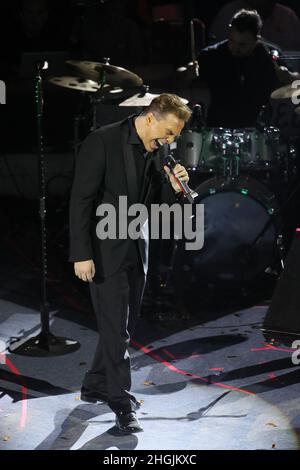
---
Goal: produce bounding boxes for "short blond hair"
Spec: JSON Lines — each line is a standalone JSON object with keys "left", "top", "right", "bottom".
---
{"left": 142, "top": 93, "right": 191, "bottom": 122}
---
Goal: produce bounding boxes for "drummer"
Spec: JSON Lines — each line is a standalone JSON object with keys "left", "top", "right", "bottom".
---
{"left": 193, "top": 9, "right": 300, "bottom": 128}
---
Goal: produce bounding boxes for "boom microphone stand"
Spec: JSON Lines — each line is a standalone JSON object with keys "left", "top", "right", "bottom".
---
{"left": 9, "top": 61, "right": 80, "bottom": 356}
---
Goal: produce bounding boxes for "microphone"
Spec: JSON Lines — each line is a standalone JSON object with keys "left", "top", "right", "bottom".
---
{"left": 165, "top": 153, "right": 198, "bottom": 204}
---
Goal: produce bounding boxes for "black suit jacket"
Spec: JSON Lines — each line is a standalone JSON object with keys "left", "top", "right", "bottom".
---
{"left": 69, "top": 116, "right": 177, "bottom": 278}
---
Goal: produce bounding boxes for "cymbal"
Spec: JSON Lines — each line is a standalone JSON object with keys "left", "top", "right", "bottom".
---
{"left": 66, "top": 60, "right": 143, "bottom": 88}
{"left": 119, "top": 92, "right": 159, "bottom": 106}
{"left": 271, "top": 83, "right": 300, "bottom": 100}
{"left": 48, "top": 76, "right": 101, "bottom": 92}
{"left": 294, "top": 106, "right": 300, "bottom": 114}
{"left": 119, "top": 92, "right": 189, "bottom": 107}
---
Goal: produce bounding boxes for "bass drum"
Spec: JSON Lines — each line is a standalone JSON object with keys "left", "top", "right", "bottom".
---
{"left": 177, "top": 176, "right": 281, "bottom": 287}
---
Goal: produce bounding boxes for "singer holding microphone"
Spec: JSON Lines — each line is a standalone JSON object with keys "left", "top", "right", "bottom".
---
{"left": 69, "top": 94, "right": 191, "bottom": 434}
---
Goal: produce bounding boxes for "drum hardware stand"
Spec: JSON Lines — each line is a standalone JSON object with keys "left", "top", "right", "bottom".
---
{"left": 73, "top": 90, "right": 89, "bottom": 159}
{"left": 222, "top": 146, "right": 241, "bottom": 179}
{"left": 235, "top": 155, "right": 240, "bottom": 176}
{"left": 190, "top": 18, "right": 205, "bottom": 70}
{"left": 282, "top": 136, "right": 298, "bottom": 184}
{"left": 88, "top": 57, "right": 111, "bottom": 133}
{"left": 245, "top": 202, "right": 285, "bottom": 273}
{"left": 258, "top": 174, "right": 300, "bottom": 273}
{"left": 229, "top": 152, "right": 241, "bottom": 178}
{"left": 89, "top": 88, "right": 106, "bottom": 133}
{"left": 221, "top": 142, "right": 230, "bottom": 177}
{"left": 228, "top": 155, "right": 234, "bottom": 177}
{"left": 220, "top": 130, "right": 243, "bottom": 179}
{"left": 276, "top": 234, "right": 285, "bottom": 270}
{"left": 9, "top": 61, "right": 80, "bottom": 357}
{"left": 233, "top": 132, "right": 245, "bottom": 177}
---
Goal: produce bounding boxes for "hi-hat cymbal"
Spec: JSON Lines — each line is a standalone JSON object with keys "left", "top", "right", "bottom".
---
{"left": 119, "top": 92, "right": 189, "bottom": 107}
{"left": 271, "top": 83, "right": 300, "bottom": 100}
{"left": 48, "top": 76, "right": 101, "bottom": 92}
{"left": 119, "top": 92, "right": 159, "bottom": 106}
{"left": 66, "top": 60, "right": 143, "bottom": 88}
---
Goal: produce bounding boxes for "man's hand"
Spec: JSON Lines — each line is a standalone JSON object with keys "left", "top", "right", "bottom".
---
{"left": 74, "top": 260, "right": 95, "bottom": 282}
{"left": 164, "top": 164, "right": 189, "bottom": 193}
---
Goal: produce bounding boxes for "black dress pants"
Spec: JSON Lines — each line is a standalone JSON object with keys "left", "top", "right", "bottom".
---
{"left": 82, "top": 255, "right": 146, "bottom": 414}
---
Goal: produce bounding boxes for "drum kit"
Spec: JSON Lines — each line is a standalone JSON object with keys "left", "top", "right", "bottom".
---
{"left": 172, "top": 84, "right": 300, "bottom": 293}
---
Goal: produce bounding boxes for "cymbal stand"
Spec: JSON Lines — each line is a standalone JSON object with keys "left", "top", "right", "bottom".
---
{"left": 221, "top": 141, "right": 229, "bottom": 177}
{"left": 233, "top": 133, "right": 242, "bottom": 177}
{"left": 222, "top": 132, "right": 242, "bottom": 179}
{"left": 89, "top": 57, "right": 110, "bottom": 132}
{"left": 74, "top": 91, "right": 88, "bottom": 159}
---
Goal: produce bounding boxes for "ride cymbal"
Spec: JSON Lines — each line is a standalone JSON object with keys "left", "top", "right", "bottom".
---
{"left": 48, "top": 76, "right": 101, "bottom": 92}
{"left": 66, "top": 60, "right": 143, "bottom": 88}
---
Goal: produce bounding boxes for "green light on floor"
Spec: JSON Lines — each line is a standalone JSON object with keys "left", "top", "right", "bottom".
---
{"left": 240, "top": 189, "right": 249, "bottom": 195}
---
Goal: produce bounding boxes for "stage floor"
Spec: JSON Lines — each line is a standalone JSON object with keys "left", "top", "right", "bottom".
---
{"left": 0, "top": 198, "right": 300, "bottom": 451}
{"left": 0, "top": 299, "right": 299, "bottom": 450}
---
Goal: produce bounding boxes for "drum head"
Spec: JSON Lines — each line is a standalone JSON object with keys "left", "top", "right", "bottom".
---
{"left": 179, "top": 176, "right": 280, "bottom": 286}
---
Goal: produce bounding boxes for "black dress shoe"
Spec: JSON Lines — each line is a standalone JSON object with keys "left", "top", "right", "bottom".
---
{"left": 115, "top": 412, "right": 143, "bottom": 434}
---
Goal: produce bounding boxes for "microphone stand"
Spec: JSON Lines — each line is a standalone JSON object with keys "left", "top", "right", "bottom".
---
{"left": 9, "top": 61, "right": 80, "bottom": 356}
{"left": 153, "top": 145, "right": 198, "bottom": 323}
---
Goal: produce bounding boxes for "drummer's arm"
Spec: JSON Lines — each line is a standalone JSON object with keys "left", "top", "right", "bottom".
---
{"left": 273, "top": 62, "right": 300, "bottom": 85}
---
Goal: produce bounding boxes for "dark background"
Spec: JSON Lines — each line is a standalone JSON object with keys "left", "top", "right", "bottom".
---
{"left": 1, "top": 0, "right": 300, "bottom": 312}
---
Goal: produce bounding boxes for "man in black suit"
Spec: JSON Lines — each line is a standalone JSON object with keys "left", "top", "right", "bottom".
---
{"left": 69, "top": 93, "right": 191, "bottom": 433}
